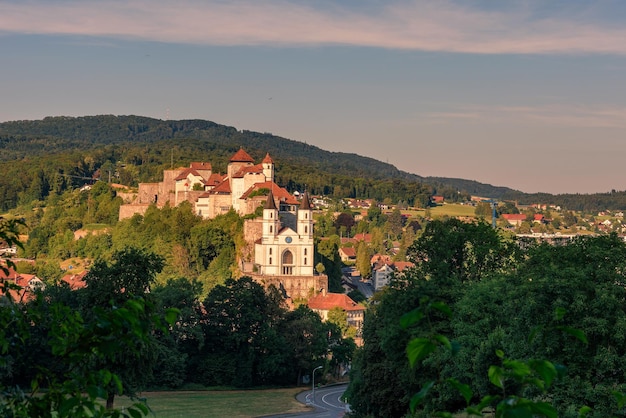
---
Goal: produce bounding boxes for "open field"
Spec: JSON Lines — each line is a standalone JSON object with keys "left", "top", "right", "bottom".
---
{"left": 114, "top": 388, "right": 309, "bottom": 418}
{"left": 403, "top": 204, "right": 477, "bottom": 219}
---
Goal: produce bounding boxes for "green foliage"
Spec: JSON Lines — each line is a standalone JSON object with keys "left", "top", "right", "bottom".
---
{"left": 347, "top": 222, "right": 626, "bottom": 417}
{"left": 0, "top": 291, "right": 176, "bottom": 417}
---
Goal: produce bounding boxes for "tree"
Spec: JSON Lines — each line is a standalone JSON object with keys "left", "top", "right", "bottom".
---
{"left": 474, "top": 202, "right": 492, "bottom": 219}
{"left": 199, "top": 277, "right": 288, "bottom": 387}
{"left": 334, "top": 212, "right": 356, "bottom": 237}
{"left": 79, "top": 247, "right": 165, "bottom": 409}
{"left": 355, "top": 241, "right": 372, "bottom": 279}
{"left": 386, "top": 207, "right": 404, "bottom": 239}
{"left": 407, "top": 218, "right": 518, "bottom": 291}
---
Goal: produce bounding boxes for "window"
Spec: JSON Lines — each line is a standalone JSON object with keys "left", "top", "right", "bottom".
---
{"left": 269, "top": 225, "right": 273, "bottom": 233}
{"left": 269, "top": 257, "right": 272, "bottom": 265}
{"left": 304, "top": 226, "right": 308, "bottom": 234}
{"left": 282, "top": 250, "right": 293, "bottom": 264}
{"left": 304, "top": 248, "right": 307, "bottom": 255}
{"left": 269, "top": 248, "right": 272, "bottom": 255}
{"left": 304, "top": 257, "right": 307, "bottom": 265}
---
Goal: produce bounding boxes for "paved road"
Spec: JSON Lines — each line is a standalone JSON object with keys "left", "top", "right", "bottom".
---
{"left": 265, "top": 383, "right": 349, "bottom": 418}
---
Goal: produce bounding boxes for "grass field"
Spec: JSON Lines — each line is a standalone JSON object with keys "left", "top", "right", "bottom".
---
{"left": 114, "top": 388, "right": 309, "bottom": 418}
{"left": 403, "top": 204, "right": 477, "bottom": 219}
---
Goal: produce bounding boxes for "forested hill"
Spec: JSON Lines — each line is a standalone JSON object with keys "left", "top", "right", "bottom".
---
{"left": 2, "top": 115, "right": 626, "bottom": 212}
{"left": 0, "top": 115, "right": 413, "bottom": 181}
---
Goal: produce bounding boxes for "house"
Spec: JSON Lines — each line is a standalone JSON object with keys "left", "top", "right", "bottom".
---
{"left": 432, "top": 195, "right": 445, "bottom": 204}
{"left": 501, "top": 214, "right": 527, "bottom": 226}
{"left": 307, "top": 290, "right": 365, "bottom": 344}
{"left": 338, "top": 247, "right": 357, "bottom": 263}
{"left": 0, "top": 267, "right": 44, "bottom": 303}
{"left": 60, "top": 270, "right": 88, "bottom": 290}
{"left": 371, "top": 255, "right": 414, "bottom": 290}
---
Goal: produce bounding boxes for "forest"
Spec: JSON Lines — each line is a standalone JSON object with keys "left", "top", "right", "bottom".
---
{"left": 2, "top": 115, "right": 626, "bottom": 212}
{"left": 346, "top": 219, "right": 626, "bottom": 417}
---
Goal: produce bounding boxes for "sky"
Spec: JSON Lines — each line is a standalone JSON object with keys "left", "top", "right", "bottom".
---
{"left": 1, "top": 1, "right": 626, "bottom": 195}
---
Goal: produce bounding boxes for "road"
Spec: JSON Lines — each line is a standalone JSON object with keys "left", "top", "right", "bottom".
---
{"left": 342, "top": 267, "right": 374, "bottom": 299}
{"left": 266, "top": 383, "right": 349, "bottom": 418}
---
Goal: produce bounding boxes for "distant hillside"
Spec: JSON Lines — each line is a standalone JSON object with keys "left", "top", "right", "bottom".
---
{"left": 1, "top": 115, "right": 626, "bottom": 212}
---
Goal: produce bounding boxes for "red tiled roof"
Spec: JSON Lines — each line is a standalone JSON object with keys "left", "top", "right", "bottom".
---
{"left": 353, "top": 233, "right": 372, "bottom": 243}
{"left": 190, "top": 162, "right": 212, "bottom": 170}
{"left": 230, "top": 148, "right": 255, "bottom": 163}
{"left": 394, "top": 261, "right": 415, "bottom": 272}
{"left": 240, "top": 181, "right": 298, "bottom": 205}
{"left": 210, "top": 180, "right": 232, "bottom": 194}
{"left": 308, "top": 292, "right": 363, "bottom": 312}
{"left": 205, "top": 173, "right": 225, "bottom": 187}
{"left": 502, "top": 214, "right": 526, "bottom": 221}
{"left": 339, "top": 247, "right": 356, "bottom": 257}
{"left": 174, "top": 168, "right": 202, "bottom": 181}
{"left": 233, "top": 164, "right": 263, "bottom": 178}
{"left": 60, "top": 270, "right": 88, "bottom": 290}
{"left": 262, "top": 153, "right": 274, "bottom": 164}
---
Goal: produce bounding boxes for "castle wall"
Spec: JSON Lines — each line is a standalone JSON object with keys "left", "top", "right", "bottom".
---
{"left": 119, "top": 204, "right": 151, "bottom": 220}
{"left": 136, "top": 183, "right": 160, "bottom": 204}
{"left": 249, "top": 273, "right": 328, "bottom": 300}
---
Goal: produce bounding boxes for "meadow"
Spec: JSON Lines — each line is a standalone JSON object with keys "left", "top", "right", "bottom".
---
{"left": 115, "top": 388, "right": 309, "bottom": 418}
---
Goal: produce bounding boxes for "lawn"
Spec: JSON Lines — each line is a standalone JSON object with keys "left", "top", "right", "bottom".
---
{"left": 404, "top": 204, "right": 477, "bottom": 219}
{"left": 114, "top": 388, "right": 310, "bottom": 418}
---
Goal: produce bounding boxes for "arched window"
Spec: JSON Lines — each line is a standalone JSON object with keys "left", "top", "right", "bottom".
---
{"left": 304, "top": 226, "right": 308, "bottom": 234}
{"left": 269, "top": 257, "right": 272, "bottom": 264}
{"left": 269, "top": 225, "right": 273, "bottom": 233}
{"left": 269, "top": 248, "right": 272, "bottom": 255}
{"left": 304, "top": 257, "right": 307, "bottom": 265}
{"left": 305, "top": 213, "right": 308, "bottom": 219}
{"left": 282, "top": 250, "right": 293, "bottom": 264}
{"left": 282, "top": 250, "right": 294, "bottom": 275}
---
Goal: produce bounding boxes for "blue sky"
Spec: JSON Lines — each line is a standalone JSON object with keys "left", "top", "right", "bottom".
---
{"left": 2, "top": 1, "right": 626, "bottom": 194}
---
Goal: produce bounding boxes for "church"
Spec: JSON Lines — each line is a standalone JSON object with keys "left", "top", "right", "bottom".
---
{"left": 243, "top": 189, "right": 327, "bottom": 299}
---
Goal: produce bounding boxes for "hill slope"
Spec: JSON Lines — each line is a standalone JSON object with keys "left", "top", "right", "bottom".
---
{"left": 2, "top": 115, "right": 626, "bottom": 212}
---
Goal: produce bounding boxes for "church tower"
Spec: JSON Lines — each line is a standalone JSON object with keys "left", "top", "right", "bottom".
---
{"left": 296, "top": 192, "right": 314, "bottom": 276}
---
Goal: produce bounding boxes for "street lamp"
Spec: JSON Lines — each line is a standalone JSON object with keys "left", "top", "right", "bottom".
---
{"left": 311, "top": 365, "right": 323, "bottom": 404}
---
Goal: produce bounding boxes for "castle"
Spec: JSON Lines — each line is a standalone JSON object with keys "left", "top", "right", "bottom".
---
{"left": 118, "top": 149, "right": 327, "bottom": 299}
{"left": 119, "top": 148, "right": 294, "bottom": 220}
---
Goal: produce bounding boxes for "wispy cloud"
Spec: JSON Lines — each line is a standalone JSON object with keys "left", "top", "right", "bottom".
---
{"left": 1, "top": 0, "right": 626, "bottom": 54}
{"left": 422, "top": 103, "right": 626, "bottom": 128}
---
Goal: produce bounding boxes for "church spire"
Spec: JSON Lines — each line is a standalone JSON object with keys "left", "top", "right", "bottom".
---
{"left": 299, "top": 191, "right": 312, "bottom": 210}
{"left": 265, "top": 188, "right": 277, "bottom": 210}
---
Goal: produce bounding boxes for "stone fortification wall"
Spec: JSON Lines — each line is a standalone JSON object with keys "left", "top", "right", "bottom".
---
{"left": 249, "top": 273, "right": 328, "bottom": 300}
{"left": 119, "top": 204, "right": 151, "bottom": 220}
{"left": 137, "top": 183, "right": 160, "bottom": 204}
{"left": 242, "top": 219, "right": 263, "bottom": 263}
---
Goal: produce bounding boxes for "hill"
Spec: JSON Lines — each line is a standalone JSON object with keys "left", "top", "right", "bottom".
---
{"left": 1, "top": 115, "right": 626, "bottom": 212}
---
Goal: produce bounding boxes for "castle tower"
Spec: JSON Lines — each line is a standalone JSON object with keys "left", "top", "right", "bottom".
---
{"left": 262, "top": 153, "right": 274, "bottom": 183}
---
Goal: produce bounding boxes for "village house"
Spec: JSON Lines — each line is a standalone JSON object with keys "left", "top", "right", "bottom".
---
{"left": 0, "top": 267, "right": 44, "bottom": 303}
{"left": 307, "top": 290, "right": 365, "bottom": 344}
{"left": 370, "top": 254, "right": 415, "bottom": 291}
{"left": 338, "top": 247, "right": 357, "bottom": 263}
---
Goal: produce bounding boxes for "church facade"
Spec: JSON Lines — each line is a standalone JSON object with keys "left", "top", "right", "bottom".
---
{"left": 246, "top": 190, "right": 327, "bottom": 299}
